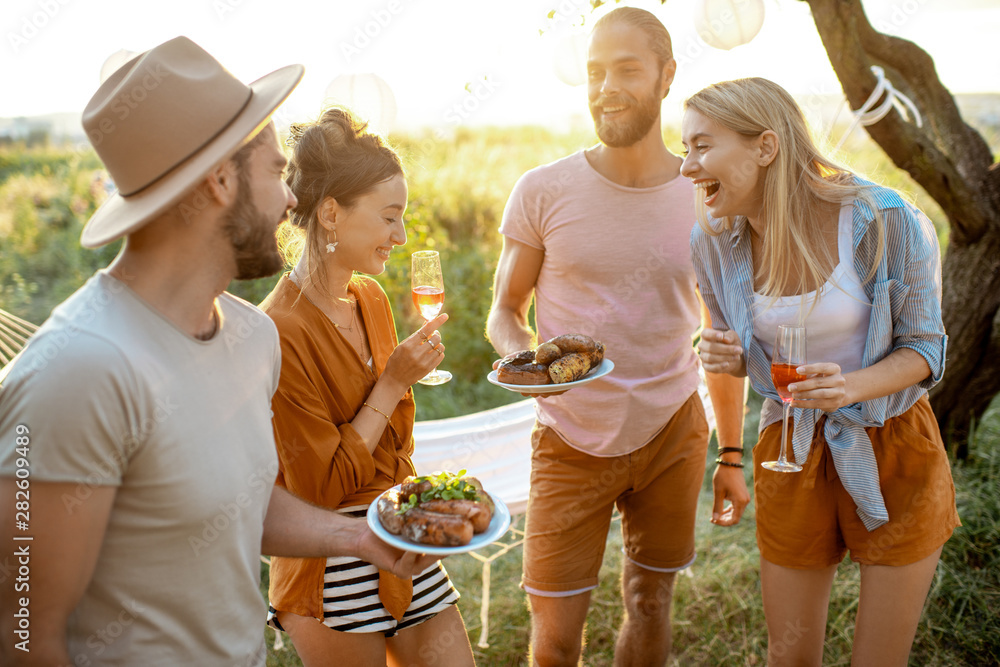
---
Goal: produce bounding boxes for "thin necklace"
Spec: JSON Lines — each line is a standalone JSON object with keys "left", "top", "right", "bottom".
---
{"left": 332, "top": 299, "right": 357, "bottom": 332}
{"left": 290, "top": 268, "right": 356, "bottom": 331}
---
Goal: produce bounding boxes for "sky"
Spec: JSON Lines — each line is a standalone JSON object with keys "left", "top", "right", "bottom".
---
{"left": 1, "top": 0, "right": 998, "bottom": 134}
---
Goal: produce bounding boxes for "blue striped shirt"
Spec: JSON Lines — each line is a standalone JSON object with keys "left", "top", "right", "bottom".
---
{"left": 690, "top": 178, "right": 947, "bottom": 531}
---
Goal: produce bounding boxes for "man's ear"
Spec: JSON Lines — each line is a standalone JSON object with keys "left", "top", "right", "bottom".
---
{"left": 203, "top": 160, "right": 240, "bottom": 207}
{"left": 758, "top": 130, "right": 779, "bottom": 167}
{"left": 660, "top": 57, "right": 677, "bottom": 100}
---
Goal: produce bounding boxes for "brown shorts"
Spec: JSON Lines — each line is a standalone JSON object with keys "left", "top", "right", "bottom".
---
{"left": 522, "top": 392, "right": 709, "bottom": 595}
{"left": 754, "top": 395, "right": 960, "bottom": 569}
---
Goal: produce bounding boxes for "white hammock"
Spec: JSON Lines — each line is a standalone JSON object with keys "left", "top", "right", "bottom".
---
{"left": 412, "top": 398, "right": 536, "bottom": 515}
{"left": 0, "top": 308, "right": 37, "bottom": 367}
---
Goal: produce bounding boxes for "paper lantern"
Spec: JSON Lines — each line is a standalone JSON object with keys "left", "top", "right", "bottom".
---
{"left": 324, "top": 73, "right": 398, "bottom": 135}
{"left": 552, "top": 31, "right": 589, "bottom": 87}
{"left": 99, "top": 49, "right": 138, "bottom": 83}
{"left": 694, "top": 0, "right": 765, "bottom": 51}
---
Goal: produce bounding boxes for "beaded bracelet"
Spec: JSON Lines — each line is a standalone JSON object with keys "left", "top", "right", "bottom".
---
{"left": 715, "top": 457, "right": 745, "bottom": 468}
{"left": 363, "top": 402, "right": 391, "bottom": 422}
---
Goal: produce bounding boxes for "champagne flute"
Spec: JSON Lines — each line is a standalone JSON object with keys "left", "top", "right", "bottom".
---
{"left": 762, "top": 325, "right": 807, "bottom": 473}
{"left": 410, "top": 250, "right": 452, "bottom": 386}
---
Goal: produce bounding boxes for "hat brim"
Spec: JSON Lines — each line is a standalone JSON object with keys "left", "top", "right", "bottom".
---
{"left": 80, "top": 64, "right": 304, "bottom": 249}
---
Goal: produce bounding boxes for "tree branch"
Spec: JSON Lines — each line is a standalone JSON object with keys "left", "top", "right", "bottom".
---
{"left": 803, "top": 0, "right": 996, "bottom": 244}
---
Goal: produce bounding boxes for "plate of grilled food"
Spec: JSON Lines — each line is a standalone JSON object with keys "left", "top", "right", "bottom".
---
{"left": 368, "top": 471, "right": 511, "bottom": 555}
{"left": 487, "top": 334, "right": 613, "bottom": 395}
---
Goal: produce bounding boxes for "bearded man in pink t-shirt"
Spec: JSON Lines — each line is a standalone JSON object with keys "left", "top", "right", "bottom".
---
{"left": 487, "top": 8, "right": 749, "bottom": 665}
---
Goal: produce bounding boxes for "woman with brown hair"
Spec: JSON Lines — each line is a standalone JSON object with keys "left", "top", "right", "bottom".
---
{"left": 260, "top": 107, "right": 473, "bottom": 666}
{"left": 682, "top": 77, "right": 959, "bottom": 666}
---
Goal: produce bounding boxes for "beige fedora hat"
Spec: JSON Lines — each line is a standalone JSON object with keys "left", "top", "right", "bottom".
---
{"left": 80, "top": 36, "right": 304, "bottom": 248}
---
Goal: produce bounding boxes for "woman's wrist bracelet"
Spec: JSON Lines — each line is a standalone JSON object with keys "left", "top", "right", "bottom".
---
{"left": 363, "top": 402, "right": 391, "bottom": 422}
{"left": 715, "top": 457, "right": 745, "bottom": 468}
{"left": 718, "top": 447, "right": 744, "bottom": 456}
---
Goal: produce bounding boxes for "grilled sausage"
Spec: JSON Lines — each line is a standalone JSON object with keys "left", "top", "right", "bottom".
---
{"left": 463, "top": 479, "right": 495, "bottom": 514}
{"left": 547, "top": 334, "right": 598, "bottom": 357}
{"left": 534, "top": 342, "right": 562, "bottom": 365}
{"left": 420, "top": 499, "right": 493, "bottom": 534}
{"left": 590, "top": 341, "right": 605, "bottom": 368}
{"left": 401, "top": 508, "right": 474, "bottom": 546}
{"left": 548, "top": 352, "right": 592, "bottom": 384}
{"left": 497, "top": 349, "right": 551, "bottom": 385}
{"left": 376, "top": 489, "right": 405, "bottom": 535}
{"left": 397, "top": 479, "right": 433, "bottom": 502}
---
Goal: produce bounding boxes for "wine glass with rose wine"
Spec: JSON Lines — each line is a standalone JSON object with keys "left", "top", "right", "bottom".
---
{"left": 410, "top": 250, "right": 452, "bottom": 385}
{"left": 762, "top": 324, "right": 807, "bottom": 472}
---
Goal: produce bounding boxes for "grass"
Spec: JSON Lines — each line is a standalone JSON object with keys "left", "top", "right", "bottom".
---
{"left": 262, "top": 391, "right": 1000, "bottom": 666}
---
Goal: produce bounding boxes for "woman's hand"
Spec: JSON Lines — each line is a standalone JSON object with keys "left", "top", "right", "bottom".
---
{"left": 698, "top": 328, "right": 746, "bottom": 377}
{"left": 790, "top": 363, "right": 849, "bottom": 412}
{"left": 383, "top": 313, "right": 449, "bottom": 389}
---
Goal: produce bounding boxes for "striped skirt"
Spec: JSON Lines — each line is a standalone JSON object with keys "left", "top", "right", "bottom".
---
{"left": 267, "top": 506, "right": 460, "bottom": 637}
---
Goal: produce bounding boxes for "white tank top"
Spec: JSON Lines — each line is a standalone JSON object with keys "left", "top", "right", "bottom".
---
{"left": 753, "top": 201, "right": 871, "bottom": 373}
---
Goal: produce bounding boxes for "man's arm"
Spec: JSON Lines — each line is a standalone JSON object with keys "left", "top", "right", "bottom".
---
{"left": 698, "top": 297, "right": 751, "bottom": 527}
{"left": 0, "top": 478, "right": 115, "bottom": 666}
{"left": 261, "top": 485, "right": 438, "bottom": 578}
{"left": 485, "top": 236, "right": 544, "bottom": 359}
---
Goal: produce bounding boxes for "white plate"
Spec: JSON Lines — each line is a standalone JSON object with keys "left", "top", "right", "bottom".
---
{"left": 487, "top": 358, "right": 615, "bottom": 395}
{"left": 367, "top": 488, "right": 512, "bottom": 555}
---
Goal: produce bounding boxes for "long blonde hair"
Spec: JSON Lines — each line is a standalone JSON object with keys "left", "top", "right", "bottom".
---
{"left": 685, "top": 77, "right": 884, "bottom": 303}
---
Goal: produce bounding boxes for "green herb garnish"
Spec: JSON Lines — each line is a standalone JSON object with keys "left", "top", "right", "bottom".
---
{"left": 395, "top": 470, "right": 478, "bottom": 515}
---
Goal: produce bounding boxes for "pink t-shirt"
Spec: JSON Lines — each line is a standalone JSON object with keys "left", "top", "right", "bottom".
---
{"left": 500, "top": 151, "right": 702, "bottom": 456}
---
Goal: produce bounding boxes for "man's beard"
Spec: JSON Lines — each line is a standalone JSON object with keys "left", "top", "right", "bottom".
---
{"left": 223, "top": 175, "right": 284, "bottom": 281}
{"left": 592, "top": 86, "right": 663, "bottom": 148}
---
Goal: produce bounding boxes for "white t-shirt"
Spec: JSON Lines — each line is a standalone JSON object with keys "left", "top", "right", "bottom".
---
{"left": 500, "top": 151, "right": 702, "bottom": 456}
{"left": 0, "top": 271, "right": 281, "bottom": 666}
{"left": 753, "top": 201, "right": 872, "bottom": 373}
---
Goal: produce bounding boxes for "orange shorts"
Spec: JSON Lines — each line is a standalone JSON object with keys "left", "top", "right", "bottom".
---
{"left": 754, "top": 395, "right": 960, "bottom": 569}
{"left": 522, "top": 392, "right": 709, "bottom": 595}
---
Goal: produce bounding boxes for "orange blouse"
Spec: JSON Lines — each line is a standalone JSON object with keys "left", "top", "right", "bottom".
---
{"left": 260, "top": 274, "right": 417, "bottom": 621}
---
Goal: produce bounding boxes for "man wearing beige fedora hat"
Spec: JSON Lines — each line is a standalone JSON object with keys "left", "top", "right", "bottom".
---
{"left": 0, "top": 37, "right": 437, "bottom": 666}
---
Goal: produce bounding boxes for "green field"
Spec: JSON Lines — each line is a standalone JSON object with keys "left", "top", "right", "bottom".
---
{"left": 1, "top": 121, "right": 998, "bottom": 665}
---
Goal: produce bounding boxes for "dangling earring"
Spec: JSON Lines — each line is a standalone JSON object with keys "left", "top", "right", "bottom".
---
{"left": 326, "top": 228, "right": 338, "bottom": 254}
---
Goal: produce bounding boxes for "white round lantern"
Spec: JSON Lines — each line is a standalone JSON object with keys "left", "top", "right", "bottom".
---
{"left": 694, "top": 0, "right": 765, "bottom": 51}
{"left": 324, "top": 73, "right": 398, "bottom": 135}
{"left": 99, "top": 49, "right": 139, "bottom": 83}
{"left": 551, "top": 31, "right": 590, "bottom": 87}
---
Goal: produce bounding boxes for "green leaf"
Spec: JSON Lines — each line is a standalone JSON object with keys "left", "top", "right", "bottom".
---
{"left": 396, "top": 492, "right": 419, "bottom": 514}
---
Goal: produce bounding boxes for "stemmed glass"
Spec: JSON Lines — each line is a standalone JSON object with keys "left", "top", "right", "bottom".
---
{"left": 410, "top": 250, "right": 452, "bottom": 386}
{"left": 762, "top": 325, "right": 807, "bottom": 472}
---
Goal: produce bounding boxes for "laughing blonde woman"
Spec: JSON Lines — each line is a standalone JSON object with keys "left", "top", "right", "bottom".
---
{"left": 681, "top": 77, "right": 959, "bottom": 666}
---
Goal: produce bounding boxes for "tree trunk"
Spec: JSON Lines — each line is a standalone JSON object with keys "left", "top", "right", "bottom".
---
{"left": 803, "top": 0, "right": 1000, "bottom": 457}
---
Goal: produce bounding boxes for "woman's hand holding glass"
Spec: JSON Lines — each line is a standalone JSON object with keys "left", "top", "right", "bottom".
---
{"left": 382, "top": 313, "right": 450, "bottom": 390}
{"left": 698, "top": 328, "right": 746, "bottom": 377}
{"left": 788, "top": 363, "right": 848, "bottom": 412}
